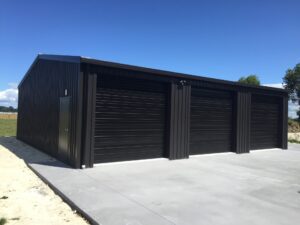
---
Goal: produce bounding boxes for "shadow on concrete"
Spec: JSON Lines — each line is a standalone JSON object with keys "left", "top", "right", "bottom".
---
{"left": 0, "top": 137, "right": 70, "bottom": 169}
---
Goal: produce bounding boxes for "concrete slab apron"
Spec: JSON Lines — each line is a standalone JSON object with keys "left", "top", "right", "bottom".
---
{"left": 0, "top": 138, "right": 171, "bottom": 225}
{"left": 3, "top": 138, "right": 300, "bottom": 225}
{"left": 29, "top": 162, "right": 174, "bottom": 225}
{"left": 83, "top": 149, "right": 300, "bottom": 225}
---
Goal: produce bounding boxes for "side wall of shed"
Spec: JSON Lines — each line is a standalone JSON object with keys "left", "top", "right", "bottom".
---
{"left": 17, "top": 59, "right": 82, "bottom": 168}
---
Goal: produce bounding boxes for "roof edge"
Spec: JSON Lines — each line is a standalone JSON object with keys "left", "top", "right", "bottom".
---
{"left": 80, "top": 57, "right": 287, "bottom": 94}
{"left": 18, "top": 54, "right": 81, "bottom": 88}
{"left": 39, "top": 54, "right": 81, "bottom": 63}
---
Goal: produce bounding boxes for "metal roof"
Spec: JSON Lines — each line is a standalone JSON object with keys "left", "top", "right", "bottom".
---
{"left": 19, "top": 54, "right": 287, "bottom": 94}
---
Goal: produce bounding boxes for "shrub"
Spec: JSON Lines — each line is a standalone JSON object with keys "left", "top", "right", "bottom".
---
{"left": 0, "top": 218, "right": 7, "bottom": 225}
{"left": 288, "top": 118, "right": 300, "bottom": 133}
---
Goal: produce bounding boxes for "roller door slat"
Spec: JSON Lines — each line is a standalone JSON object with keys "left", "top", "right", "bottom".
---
{"left": 250, "top": 95, "right": 280, "bottom": 150}
{"left": 190, "top": 88, "right": 233, "bottom": 155}
{"left": 94, "top": 86, "right": 166, "bottom": 163}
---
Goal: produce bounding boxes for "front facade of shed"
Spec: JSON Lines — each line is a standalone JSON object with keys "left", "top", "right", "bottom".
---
{"left": 17, "top": 55, "right": 288, "bottom": 168}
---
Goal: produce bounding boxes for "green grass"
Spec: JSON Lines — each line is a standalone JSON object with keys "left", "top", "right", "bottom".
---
{"left": 0, "top": 218, "right": 7, "bottom": 225}
{"left": 0, "top": 119, "right": 17, "bottom": 137}
{"left": 288, "top": 139, "right": 300, "bottom": 144}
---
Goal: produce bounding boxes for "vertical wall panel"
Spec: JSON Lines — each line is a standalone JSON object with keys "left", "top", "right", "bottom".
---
{"left": 169, "top": 83, "right": 191, "bottom": 159}
{"left": 82, "top": 73, "right": 97, "bottom": 167}
{"left": 17, "top": 59, "right": 81, "bottom": 167}
{"left": 281, "top": 96, "right": 288, "bottom": 149}
{"left": 235, "top": 92, "right": 251, "bottom": 153}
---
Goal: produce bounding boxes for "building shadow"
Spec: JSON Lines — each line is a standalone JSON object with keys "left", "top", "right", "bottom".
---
{"left": 0, "top": 137, "right": 70, "bottom": 169}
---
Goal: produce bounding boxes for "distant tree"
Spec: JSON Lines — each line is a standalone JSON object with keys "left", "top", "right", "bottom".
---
{"left": 238, "top": 75, "right": 260, "bottom": 86}
{"left": 283, "top": 63, "right": 300, "bottom": 103}
{"left": 283, "top": 63, "right": 300, "bottom": 120}
{"left": 0, "top": 106, "right": 17, "bottom": 112}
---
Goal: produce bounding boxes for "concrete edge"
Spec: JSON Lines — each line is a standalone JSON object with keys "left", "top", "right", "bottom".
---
{"left": 26, "top": 163, "right": 98, "bottom": 225}
{"left": 92, "top": 157, "right": 168, "bottom": 167}
{"left": 189, "top": 152, "right": 236, "bottom": 158}
{"left": 249, "top": 148, "right": 282, "bottom": 153}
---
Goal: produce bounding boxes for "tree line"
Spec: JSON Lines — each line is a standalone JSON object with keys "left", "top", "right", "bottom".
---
{"left": 0, "top": 106, "right": 17, "bottom": 112}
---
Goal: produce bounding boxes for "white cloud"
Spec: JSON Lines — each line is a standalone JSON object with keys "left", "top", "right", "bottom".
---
{"left": 0, "top": 85, "right": 18, "bottom": 108}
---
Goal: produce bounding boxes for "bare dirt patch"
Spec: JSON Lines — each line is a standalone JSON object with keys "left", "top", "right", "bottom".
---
{"left": 0, "top": 144, "right": 89, "bottom": 225}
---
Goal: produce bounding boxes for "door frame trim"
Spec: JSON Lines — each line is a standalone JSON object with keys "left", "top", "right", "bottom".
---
{"left": 82, "top": 73, "right": 97, "bottom": 168}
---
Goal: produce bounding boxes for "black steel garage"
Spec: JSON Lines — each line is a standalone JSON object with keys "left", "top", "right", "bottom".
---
{"left": 17, "top": 54, "right": 288, "bottom": 168}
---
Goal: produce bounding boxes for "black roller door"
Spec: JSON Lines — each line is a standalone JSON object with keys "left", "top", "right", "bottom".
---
{"left": 190, "top": 88, "right": 233, "bottom": 154}
{"left": 250, "top": 95, "right": 280, "bottom": 150}
{"left": 94, "top": 76, "right": 167, "bottom": 163}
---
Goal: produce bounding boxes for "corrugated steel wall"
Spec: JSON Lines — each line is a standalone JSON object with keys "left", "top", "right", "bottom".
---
{"left": 81, "top": 73, "right": 97, "bottom": 168}
{"left": 281, "top": 96, "right": 288, "bottom": 149}
{"left": 168, "top": 83, "right": 191, "bottom": 159}
{"left": 235, "top": 92, "right": 251, "bottom": 153}
{"left": 190, "top": 79, "right": 286, "bottom": 97}
{"left": 17, "top": 59, "right": 82, "bottom": 167}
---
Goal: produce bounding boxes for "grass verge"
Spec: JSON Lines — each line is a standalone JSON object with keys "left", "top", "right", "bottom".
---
{"left": 288, "top": 139, "right": 300, "bottom": 144}
{"left": 0, "top": 119, "right": 17, "bottom": 137}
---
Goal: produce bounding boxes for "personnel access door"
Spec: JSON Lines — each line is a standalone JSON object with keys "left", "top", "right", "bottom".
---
{"left": 58, "top": 96, "right": 71, "bottom": 163}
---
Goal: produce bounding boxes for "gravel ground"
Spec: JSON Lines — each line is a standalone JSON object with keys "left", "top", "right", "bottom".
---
{"left": 0, "top": 143, "right": 89, "bottom": 225}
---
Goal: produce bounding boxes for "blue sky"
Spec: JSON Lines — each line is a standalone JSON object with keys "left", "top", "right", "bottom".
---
{"left": 0, "top": 0, "right": 300, "bottom": 112}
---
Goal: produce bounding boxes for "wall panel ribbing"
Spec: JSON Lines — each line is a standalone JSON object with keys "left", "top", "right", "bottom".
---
{"left": 235, "top": 92, "right": 251, "bottom": 153}
{"left": 168, "top": 83, "right": 191, "bottom": 159}
{"left": 281, "top": 96, "right": 288, "bottom": 149}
